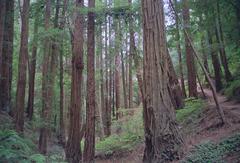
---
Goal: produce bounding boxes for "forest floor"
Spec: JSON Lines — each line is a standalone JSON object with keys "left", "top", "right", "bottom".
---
{"left": 95, "top": 88, "right": 240, "bottom": 163}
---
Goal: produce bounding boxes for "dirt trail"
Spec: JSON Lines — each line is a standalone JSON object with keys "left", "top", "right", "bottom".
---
{"left": 96, "top": 88, "right": 240, "bottom": 163}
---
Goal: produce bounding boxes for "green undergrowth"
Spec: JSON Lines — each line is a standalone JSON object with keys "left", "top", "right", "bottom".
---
{"left": 0, "top": 129, "right": 45, "bottom": 163}
{"left": 183, "top": 133, "right": 240, "bottom": 163}
{"left": 224, "top": 78, "right": 240, "bottom": 102}
{"left": 96, "top": 109, "right": 144, "bottom": 156}
{"left": 0, "top": 129, "right": 67, "bottom": 163}
{"left": 96, "top": 98, "right": 205, "bottom": 156}
{"left": 177, "top": 98, "right": 205, "bottom": 123}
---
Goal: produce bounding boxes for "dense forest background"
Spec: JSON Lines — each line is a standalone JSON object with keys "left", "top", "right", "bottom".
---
{"left": 0, "top": 0, "right": 240, "bottom": 162}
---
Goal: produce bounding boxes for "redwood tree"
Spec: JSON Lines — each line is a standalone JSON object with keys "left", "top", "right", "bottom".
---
{"left": 39, "top": 0, "right": 60, "bottom": 153}
{"left": 142, "top": 0, "right": 184, "bottom": 162}
{"left": 65, "top": 0, "right": 84, "bottom": 162}
{"left": 27, "top": 9, "right": 39, "bottom": 120}
{"left": 83, "top": 0, "right": 96, "bottom": 161}
{"left": 0, "top": 0, "right": 14, "bottom": 113}
{"left": 183, "top": 0, "right": 198, "bottom": 97}
{"left": 15, "top": 0, "right": 30, "bottom": 133}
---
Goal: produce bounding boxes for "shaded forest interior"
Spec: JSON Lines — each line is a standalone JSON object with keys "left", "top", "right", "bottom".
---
{"left": 0, "top": 0, "right": 240, "bottom": 162}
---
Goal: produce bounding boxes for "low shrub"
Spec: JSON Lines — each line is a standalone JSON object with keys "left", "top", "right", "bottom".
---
{"left": 177, "top": 98, "right": 205, "bottom": 123}
{"left": 182, "top": 133, "right": 240, "bottom": 163}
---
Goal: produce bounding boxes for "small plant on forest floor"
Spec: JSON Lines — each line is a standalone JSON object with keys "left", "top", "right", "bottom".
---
{"left": 182, "top": 133, "right": 240, "bottom": 163}
{"left": 176, "top": 98, "right": 205, "bottom": 123}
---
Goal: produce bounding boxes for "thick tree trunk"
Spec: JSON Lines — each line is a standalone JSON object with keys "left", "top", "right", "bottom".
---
{"left": 39, "top": 0, "right": 60, "bottom": 153}
{"left": 0, "top": 0, "right": 14, "bottom": 114}
{"left": 182, "top": 0, "right": 198, "bottom": 98}
{"left": 27, "top": 14, "right": 39, "bottom": 120}
{"left": 142, "top": 0, "right": 184, "bottom": 162}
{"left": 167, "top": 50, "right": 184, "bottom": 109}
{"left": 208, "top": 31, "right": 223, "bottom": 92}
{"left": 0, "top": 0, "right": 6, "bottom": 82}
{"left": 65, "top": 0, "right": 84, "bottom": 162}
{"left": 83, "top": 0, "right": 96, "bottom": 161}
{"left": 15, "top": 0, "right": 30, "bottom": 133}
{"left": 39, "top": 0, "right": 52, "bottom": 154}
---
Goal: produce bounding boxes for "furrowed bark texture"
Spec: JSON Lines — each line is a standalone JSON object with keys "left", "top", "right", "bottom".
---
{"left": 15, "top": 0, "right": 30, "bottom": 133}
{"left": 83, "top": 0, "right": 96, "bottom": 161}
{"left": 65, "top": 0, "right": 84, "bottom": 162}
{"left": 182, "top": 0, "right": 197, "bottom": 97}
{"left": 142, "top": 0, "right": 184, "bottom": 162}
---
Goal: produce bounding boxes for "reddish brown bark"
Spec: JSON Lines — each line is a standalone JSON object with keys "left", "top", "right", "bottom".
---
{"left": 83, "top": 0, "right": 96, "bottom": 161}
{"left": 142, "top": 0, "right": 184, "bottom": 162}
{"left": 39, "top": 0, "right": 60, "bottom": 153}
{"left": 27, "top": 14, "right": 39, "bottom": 120}
{"left": 65, "top": 0, "right": 84, "bottom": 162}
{"left": 183, "top": 0, "right": 198, "bottom": 98}
{"left": 0, "top": 0, "right": 14, "bottom": 114}
{"left": 15, "top": 0, "right": 30, "bottom": 133}
{"left": 167, "top": 50, "right": 184, "bottom": 109}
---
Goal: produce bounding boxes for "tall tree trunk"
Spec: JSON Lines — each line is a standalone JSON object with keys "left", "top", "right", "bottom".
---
{"left": 65, "top": 0, "right": 84, "bottom": 162}
{"left": 27, "top": 13, "right": 39, "bottom": 120}
{"left": 167, "top": 50, "right": 185, "bottom": 109}
{"left": 208, "top": 31, "right": 223, "bottom": 92}
{"left": 58, "top": 0, "right": 68, "bottom": 146}
{"left": 15, "top": 0, "right": 30, "bottom": 133}
{"left": 102, "top": 13, "right": 111, "bottom": 137}
{"left": 102, "top": 17, "right": 108, "bottom": 136}
{"left": 183, "top": 0, "right": 198, "bottom": 98}
{"left": 174, "top": 0, "right": 186, "bottom": 98}
{"left": 216, "top": 2, "right": 232, "bottom": 81}
{"left": 83, "top": 0, "right": 96, "bottom": 161}
{"left": 0, "top": 0, "right": 6, "bottom": 83}
{"left": 114, "top": 20, "right": 121, "bottom": 120}
{"left": 39, "top": 0, "right": 60, "bottom": 153}
{"left": 128, "top": 38, "right": 133, "bottom": 109}
{"left": 121, "top": 50, "right": 128, "bottom": 109}
{"left": 142, "top": 0, "right": 184, "bottom": 162}
{"left": 0, "top": 0, "right": 14, "bottom": 114}
{"left": 96, "top": 27, "right": 104, "bottom": 139}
